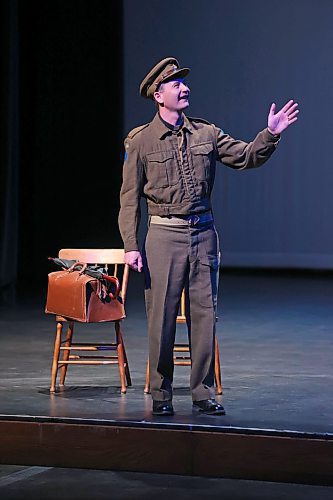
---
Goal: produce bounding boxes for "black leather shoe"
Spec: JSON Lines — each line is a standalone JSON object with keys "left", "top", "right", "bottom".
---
{"left": 193, "top": 399, "right": 225, "bottom": 415}
{"left": 152, "top": 400, "right": 174, "bottom": 416}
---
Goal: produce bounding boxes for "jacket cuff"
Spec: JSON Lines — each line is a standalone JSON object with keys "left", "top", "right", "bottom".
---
{"left": 265, "top": 128, "right": 281, "bottom": 143}
{"left": 124, "top": 242, "right": 139, "bottom": 253}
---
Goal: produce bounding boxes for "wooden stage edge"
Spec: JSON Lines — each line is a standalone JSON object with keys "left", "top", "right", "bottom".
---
{"left": 0, "top": 416, "right": 332, "bottom": 486}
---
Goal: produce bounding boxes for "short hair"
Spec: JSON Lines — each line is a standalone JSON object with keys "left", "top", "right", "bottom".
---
{"left": 155, "top": 82, "right": 165, "bottom": 94}
{"left": 153, "top": 82, "right": 166, "bottom": 107}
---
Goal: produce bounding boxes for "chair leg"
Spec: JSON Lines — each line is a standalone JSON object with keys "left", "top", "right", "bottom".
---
{"left": 144, "top": 359, "right": 150, "bottom": 394}
{"left": 124, "top": 352, "right": 132, "bottom": 387}
{"left": 117, "top": 326, "right": 132, "bottom": 387}
{"left": 59, "top": 321, "right": 74, "bottom": 386}
{"left": 214, "top": 336, "right": 223, "bottom": 395}
{"left": 50, "top": 321, "right": 63, "bottom": 393}
{"left": 115, "top": 322, "right": 127, "bottom": 394}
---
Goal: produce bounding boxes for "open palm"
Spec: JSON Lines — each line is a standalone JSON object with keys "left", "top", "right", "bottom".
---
{"left": 268, "top": 100, "right": 299, "bottom": 135}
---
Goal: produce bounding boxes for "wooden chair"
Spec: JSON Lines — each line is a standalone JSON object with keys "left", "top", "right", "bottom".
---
{"left": 144, "top": 290, "right": 223, "bottom": 395}
{"left": 49, "top": 249, "right": 131, "bottom": 394}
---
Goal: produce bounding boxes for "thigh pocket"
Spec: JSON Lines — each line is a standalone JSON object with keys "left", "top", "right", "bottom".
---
{"left": 199, "top": 254, "right": 219, "bottom": 308}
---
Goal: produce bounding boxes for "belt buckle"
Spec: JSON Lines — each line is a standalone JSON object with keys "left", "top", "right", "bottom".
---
{"left": 188, "top": 215, "right": 200, "bottom": 226}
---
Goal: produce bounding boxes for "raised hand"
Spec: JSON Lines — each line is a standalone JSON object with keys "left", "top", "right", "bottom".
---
{"left": 268, "top": 100, "right": 299, "bottom": 135}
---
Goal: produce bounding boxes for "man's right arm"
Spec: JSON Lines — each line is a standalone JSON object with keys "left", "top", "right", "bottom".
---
{"left": 118, "top": 138, "right": 145, "bottom": 268}
{"left": 124, "top": 250, "right": 143, "bottom": 272}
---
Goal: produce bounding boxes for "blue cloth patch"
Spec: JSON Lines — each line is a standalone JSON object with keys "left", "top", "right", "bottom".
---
{"left": 124, "top": 151, "right": 128, "bottom": 162}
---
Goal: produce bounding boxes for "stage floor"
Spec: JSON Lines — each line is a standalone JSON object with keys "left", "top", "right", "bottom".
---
{"left": 0, "top": 270, "right": 333, "bottom": 436}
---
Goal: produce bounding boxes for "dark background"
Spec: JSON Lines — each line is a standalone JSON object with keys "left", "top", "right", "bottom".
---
{"left": 123, "top": 0, "right": 333, "bottom": 271}
{"left": 1, "top": 0, "right": 123, "bottom": 303}
{"left": 2, "top": 0, "right": 333, "bottom": 305}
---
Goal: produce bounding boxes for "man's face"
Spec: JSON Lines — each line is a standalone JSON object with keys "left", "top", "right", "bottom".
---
{"left": 154, "top": 78, "right": 190, "bottom": 111}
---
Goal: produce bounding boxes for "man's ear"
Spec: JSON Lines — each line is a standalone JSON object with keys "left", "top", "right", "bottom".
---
{"left": 154, "top": 91, "right": 164, "bottom": 105}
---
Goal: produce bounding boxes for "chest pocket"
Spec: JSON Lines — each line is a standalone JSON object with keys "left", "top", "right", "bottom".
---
{"left": 145, "top": 150, "right": 178, "bottom": 188}
{"left": 190, "top": 142, "right": 214, "bottom": 181}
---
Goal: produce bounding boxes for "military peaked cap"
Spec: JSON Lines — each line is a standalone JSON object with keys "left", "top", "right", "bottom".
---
{"left": 140, "top": 57, "right": 190, "bottom": 99}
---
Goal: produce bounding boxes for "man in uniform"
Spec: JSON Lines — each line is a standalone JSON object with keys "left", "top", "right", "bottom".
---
{"left": 118, "top": 57, "right": 298, "bottom": 416}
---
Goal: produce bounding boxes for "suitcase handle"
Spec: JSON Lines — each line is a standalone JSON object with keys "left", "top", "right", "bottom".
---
{"left": 100, "top": 274, "right": 121, "bottom": 299}
{"left": 67, "top": 262, "right": 88, "bottom": 274}
{"left": 67, "top": 262, "right": 120, "bottom": 299}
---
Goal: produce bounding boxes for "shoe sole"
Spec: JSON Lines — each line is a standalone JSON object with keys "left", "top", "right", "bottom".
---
{"left": 193, "top": 406, "right": 226, "bottom": 416}
{"left": 152, "top": 410, "right": 174, "bottom": 416}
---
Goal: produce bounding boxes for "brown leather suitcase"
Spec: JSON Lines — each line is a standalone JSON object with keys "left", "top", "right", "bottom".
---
{"left": 45, "top": 269, "right": 125, "bottom": 322}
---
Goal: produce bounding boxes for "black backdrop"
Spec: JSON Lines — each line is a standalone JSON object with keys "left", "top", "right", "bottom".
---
{"left": 1, "top": 0, "right": 124, "bottom": 303}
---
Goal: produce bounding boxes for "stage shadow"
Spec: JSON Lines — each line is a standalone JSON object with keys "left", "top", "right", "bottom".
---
{"left": 38, "top": 386, "right": 125, "bottom": 399}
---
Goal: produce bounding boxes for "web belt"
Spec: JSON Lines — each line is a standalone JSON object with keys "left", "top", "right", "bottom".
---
{"left": 150, "top": 212, "right": 213, "bottom": 227}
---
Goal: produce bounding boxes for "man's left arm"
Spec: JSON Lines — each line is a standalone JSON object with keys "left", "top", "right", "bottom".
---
{"left": 216, "top": 99, "right": 299, "bottom": 169}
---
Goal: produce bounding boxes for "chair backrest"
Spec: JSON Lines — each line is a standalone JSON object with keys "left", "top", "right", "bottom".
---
{"left": 58, "top": 249, "right": 129, "bottom": 305}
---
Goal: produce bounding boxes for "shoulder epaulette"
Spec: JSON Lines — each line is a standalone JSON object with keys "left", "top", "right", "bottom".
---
{"left": 127, "top": 123, "right": 149, "bottom": 139}
{"left": 187, "top": 116, "right": 212, "bottom": 126}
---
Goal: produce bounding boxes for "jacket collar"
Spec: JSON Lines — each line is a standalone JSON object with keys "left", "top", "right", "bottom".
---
{"left": 151, "top": 113, "right": 193, "bottom": 139}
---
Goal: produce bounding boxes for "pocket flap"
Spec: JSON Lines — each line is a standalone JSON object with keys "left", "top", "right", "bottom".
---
{"left": 146, "top": 150, "right": 174, "bottom": 163}
{"left": 200, "top": 254, "right": 219, "bottom": 269}
{"left": 191, "top": 142, "right": 214, "bottom": 156}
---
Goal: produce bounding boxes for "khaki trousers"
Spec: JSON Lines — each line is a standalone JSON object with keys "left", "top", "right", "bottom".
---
{"left": 143, "top": 220, "right": 220, "bottom": 402}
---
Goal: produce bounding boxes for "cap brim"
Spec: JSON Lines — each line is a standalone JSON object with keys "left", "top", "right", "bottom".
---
{"left": 161, "top": 67, "right": 190, "bottom": 84}
{"left": 140, "top": 66, "right": 191, "bottom": 99}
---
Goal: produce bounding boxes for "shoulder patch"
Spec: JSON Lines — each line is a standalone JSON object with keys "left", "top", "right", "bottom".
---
{"left": 187, "top": 116, "right": 212, "bottom": 126}
{"left": 127, "top": 123, "right": 149, "bottom": 139}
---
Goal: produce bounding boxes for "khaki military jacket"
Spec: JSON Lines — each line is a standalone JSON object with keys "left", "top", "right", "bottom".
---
{"left": 119, "top": 113, "right": 280, "bottom": 252}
